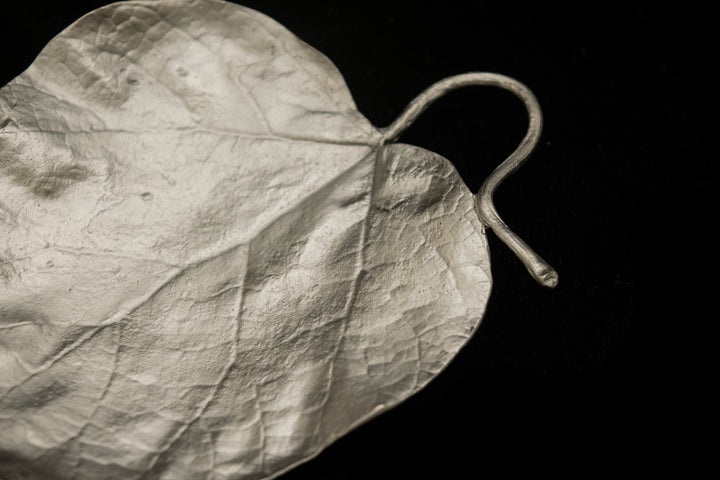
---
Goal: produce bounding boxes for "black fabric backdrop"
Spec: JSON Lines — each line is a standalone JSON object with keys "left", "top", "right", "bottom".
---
{"left": 1, "top": 0, "right": 709, "bottom": 477}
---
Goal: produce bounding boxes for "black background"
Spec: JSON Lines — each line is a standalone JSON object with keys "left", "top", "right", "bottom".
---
{"left": 1, "top": 0, "right": 710, "bottom": 477}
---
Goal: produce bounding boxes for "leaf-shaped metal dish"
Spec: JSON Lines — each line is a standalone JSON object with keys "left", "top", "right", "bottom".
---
{"left": 0, "top": 1, "right": 555, "bottom": 478}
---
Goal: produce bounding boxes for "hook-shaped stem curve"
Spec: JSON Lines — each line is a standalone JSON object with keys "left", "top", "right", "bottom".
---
{"left": 382, "top": 72, "right": 558, "bottom": 288}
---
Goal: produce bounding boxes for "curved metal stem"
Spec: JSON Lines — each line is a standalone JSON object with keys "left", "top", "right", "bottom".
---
{"left": 382, "top": 72, "right": 558, "bottom": 288}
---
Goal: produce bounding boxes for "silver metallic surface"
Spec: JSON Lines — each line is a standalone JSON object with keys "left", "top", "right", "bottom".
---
{"left": 0, "top": 1, "right": 551, "bottom": 478}
{"left": 383, "top": 73, "right": 558, "bottom": 288}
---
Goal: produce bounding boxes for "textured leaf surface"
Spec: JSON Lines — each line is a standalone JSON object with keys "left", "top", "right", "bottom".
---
{"left": 0, "top": 1, "right": 491, "bottom": 478}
